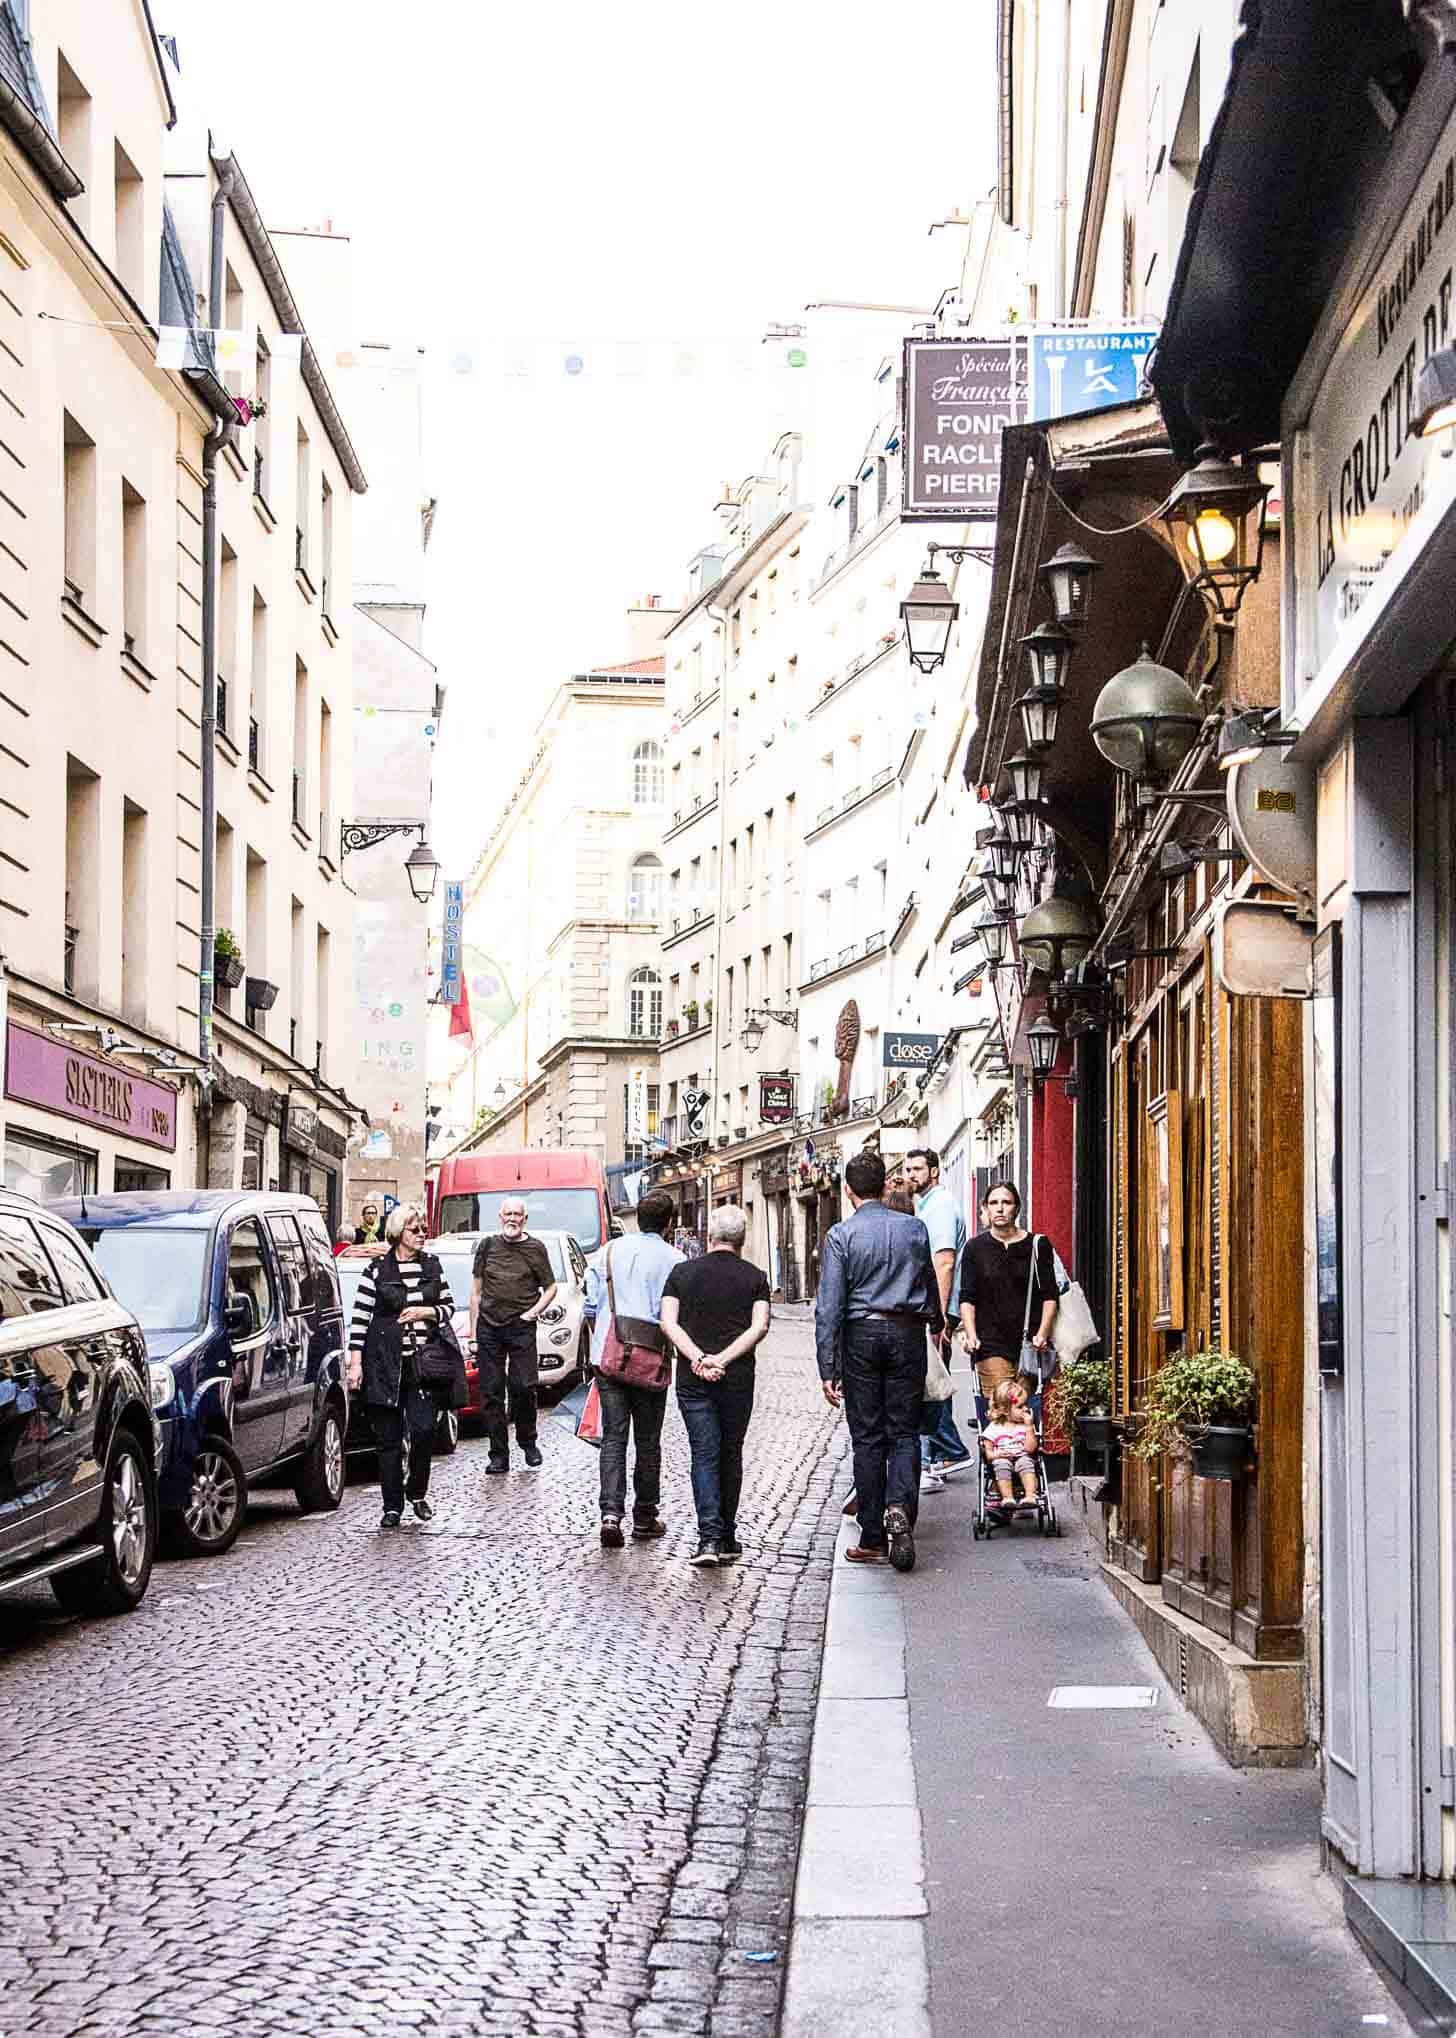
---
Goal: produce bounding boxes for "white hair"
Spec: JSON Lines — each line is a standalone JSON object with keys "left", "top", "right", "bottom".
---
{"left": 708, "top": 1204, "right": 747, "bottom": 1248}
{"left": 384, "top": 1203, "right": 427, "bottom": 1244}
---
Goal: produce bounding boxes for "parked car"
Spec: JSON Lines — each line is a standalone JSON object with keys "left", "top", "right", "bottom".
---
{"left": 53, "top": 1191, "right": 349, "bottom": 1559}
{"left": 338, "top": 1228, "right": 591, "bottom": 1447}
{"left": 0, "top": 1189, "right": 159, "bottom": 1616}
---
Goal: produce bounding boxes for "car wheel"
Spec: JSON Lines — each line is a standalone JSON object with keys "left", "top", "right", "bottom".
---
{"left": 577, "top": 1335, "right": 592, "bottom": 1389}
{"left": 294, "top": 1400, "right": 346, "bottom": 1512}
{"left": 165, "top": 1435, "right": 248, "bottom": 1558}
{"left": 433, "top": 1406, "right": 460, "bottom": 1456}
{"left": 52, "top": 1429, "right": 156, "bottom": 1615}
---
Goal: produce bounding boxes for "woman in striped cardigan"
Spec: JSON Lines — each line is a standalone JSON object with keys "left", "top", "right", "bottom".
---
{"left": 347, "top": 1205, "right": 456, "bottom": 1529}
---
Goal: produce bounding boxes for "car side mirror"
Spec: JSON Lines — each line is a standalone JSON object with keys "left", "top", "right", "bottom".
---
{"left": 224, "top": 1293, "right": 256, "bottom": 1340}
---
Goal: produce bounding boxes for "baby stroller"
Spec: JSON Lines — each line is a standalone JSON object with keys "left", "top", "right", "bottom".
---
{"left": 970, "top": 1379, "right": 1060, "bottom": 1540}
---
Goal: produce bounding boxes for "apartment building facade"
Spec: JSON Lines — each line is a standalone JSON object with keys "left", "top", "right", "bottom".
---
{"left": 438, "top": 647, "right": 669, "bottom": 1198}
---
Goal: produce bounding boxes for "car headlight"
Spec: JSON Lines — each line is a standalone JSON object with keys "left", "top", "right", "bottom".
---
{"left": 539, "top": 1304, "right": 566, "bottom": 1324}
{"left": 148, "top": 1361, "right": 176, "bottom": 1412}
{"left": 548, "top": 1327, "right": 573, "bottom": 1347}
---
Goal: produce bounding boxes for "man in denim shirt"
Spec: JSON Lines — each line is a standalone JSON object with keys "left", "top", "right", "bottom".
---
{"left": 815, "top": 1150, "right": 942, "bottom": 1573}
{"left": 583, "top": 1190, "right": 683, "bottom": 1548}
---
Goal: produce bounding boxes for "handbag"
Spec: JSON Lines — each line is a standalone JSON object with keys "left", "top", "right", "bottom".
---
{"left": 597, "top": 1244, "right": 672, "bottom": 1393}
{"left": 416, "top": 1320, "right": 469, "bottom": 1408}
{"left": 1020, "top": 1234, "right": 1058, "bottom": 1387}
{"left": 1049, "top": 1243, "right": 1100, "bottom": 1362}
{"left": 924, "top": 1334, "right": 954, "bottom": 1403}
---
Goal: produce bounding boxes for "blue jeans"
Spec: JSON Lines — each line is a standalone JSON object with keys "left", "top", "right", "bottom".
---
{"left": 840, "top": 1317, "right": 924, "bottom": 1546}
{"left": 921, "top": 1381, "right": 970, "bottom": 1466}
{"left": 677, "top": 1371, "right": 756, "bottom": 1543}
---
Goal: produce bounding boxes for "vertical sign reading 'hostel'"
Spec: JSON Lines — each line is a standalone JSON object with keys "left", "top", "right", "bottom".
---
{"left": 440, "top": 881, "right": 464, "bottom": 1006}
{"left": 903, "top": 338, "right": 1025, "bottom": 522}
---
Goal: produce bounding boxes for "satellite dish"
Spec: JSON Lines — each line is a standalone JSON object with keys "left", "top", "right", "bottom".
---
{"left": 1226, "top": 746, "right": 1316, "bottom": 917}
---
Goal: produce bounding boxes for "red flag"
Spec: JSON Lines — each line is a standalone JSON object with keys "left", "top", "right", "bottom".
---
{"left": 448, "top": 971, "right": 474, "bottom": 1040}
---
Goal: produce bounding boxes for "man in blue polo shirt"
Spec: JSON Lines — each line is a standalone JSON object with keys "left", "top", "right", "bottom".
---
{"left": 905, "top": 1148, "right": 972, "bottom": 1489}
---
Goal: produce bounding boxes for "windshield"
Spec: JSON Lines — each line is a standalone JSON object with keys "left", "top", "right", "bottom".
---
{"left": 82, "top": 1228, "right": 210, "bottom": 1332}
{"left": 437, "top": 1190, "right": 601, "bottom": 1251}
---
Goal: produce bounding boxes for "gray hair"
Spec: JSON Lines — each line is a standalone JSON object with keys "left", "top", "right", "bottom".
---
{"left": 384, "top": 1203, "right": 427, "bottom": 1244}
{"left": 708, "top": 1204, "right": 747, "bottom": 1248}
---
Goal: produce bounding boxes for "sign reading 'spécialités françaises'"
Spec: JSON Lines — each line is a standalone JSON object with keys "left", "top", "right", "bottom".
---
{"left": 902, "top": 339, "right": 1023, "bottom": 521}
{"left": 1296, "top": 112, "right": 1456, "bottom": 692}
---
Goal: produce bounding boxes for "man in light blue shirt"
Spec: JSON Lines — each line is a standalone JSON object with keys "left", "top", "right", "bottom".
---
{"left": 905, "top": 1148, "right": 972, "bottom": 1486}
{"left": 583, "top": 1189, "right": 683, "bottom": 1547}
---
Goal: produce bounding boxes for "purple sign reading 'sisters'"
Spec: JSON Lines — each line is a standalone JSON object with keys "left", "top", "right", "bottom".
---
{"left": 6, "top": 1023, "right": 177, "bottom": 1151}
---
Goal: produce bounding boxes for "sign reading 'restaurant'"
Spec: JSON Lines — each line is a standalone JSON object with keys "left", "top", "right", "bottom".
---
{"left": 5, "top": 1023, "right": 177, "bottom": 1151}
{"left": 903, "top": 339, "right": 1024, "bottom": 522}
{"left": 1295, "top": 114, "right": 1456, "bottom": 695}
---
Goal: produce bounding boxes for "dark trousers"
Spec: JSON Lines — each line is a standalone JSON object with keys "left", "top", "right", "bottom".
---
{"left": 477, "top": 1315, "right": 539, "bottom": 1450}
{"left": 677, "top": 1371, "right": 755, "bottom": 1544}
{"left": 841, "top": 1318, "right": 925, "bottom": 1547}
{"left": 598, "top": 1376, "right": 667, "bottom": 1522}
{"left": 368, "top": 1386, "right": 437, "bottom": 1514}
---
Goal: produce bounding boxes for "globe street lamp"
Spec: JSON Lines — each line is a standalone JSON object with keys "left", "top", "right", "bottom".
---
{"left": 1017, "top": 895, "right": 1098, "bottom": 982}
{"left": 1090, "top": 646, "right": 1203, "bottom": 786}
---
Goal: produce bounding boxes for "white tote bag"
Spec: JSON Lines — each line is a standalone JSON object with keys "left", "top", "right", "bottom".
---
{"left": 1050, "top": 1243, "right": 1100, "bottom": 1363}
{"left": 924, "top": 1335, "right": 954, "bottom": 1402}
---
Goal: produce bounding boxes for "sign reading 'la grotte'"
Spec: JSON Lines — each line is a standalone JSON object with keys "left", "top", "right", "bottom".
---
{"left": 903, "top": 338, "right": 1025, "bottom": 522}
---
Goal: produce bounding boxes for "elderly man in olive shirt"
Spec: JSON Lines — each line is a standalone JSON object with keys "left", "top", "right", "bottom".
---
{"left": 471, "top": 1197, "right": 557, "bottom": 1473}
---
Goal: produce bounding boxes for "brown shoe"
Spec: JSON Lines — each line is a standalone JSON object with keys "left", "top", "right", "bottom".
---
{"left": 844, "top": 1543, "right": 886, "bottom": 1565}
{"left": 631, "top": 1516, "right": 667, "bottom": 1539}
{"left": 841, "top": 1491, "right": 859, "bottom": 1518}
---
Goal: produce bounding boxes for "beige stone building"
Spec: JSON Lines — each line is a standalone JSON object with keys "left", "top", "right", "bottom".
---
{"left": 436, "top": 627, "right": 670, "bottom": 1205}
{"left": 0, "top": 5, "right": 367, "bottom": 1215}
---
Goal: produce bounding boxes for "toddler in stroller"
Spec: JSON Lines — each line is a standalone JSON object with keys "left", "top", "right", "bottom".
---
{"left": 973, "top": 1375, "right": 1060, "bottom": 1538}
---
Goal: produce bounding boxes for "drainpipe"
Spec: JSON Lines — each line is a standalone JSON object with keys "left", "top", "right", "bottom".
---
{"left": 1051, "top": 0, "right": 1071, "bottom": 320}
{"left": 199, "top": 162, "right": 238, "bottom": 1078}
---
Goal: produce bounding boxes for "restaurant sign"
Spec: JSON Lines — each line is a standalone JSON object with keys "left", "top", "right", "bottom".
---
{"left": 1292, "top": 106, "right": 1456, "bottom": 703}
{"left": 6, "top": 1023, "right": 177, "bottom": 1151}
{"left": 902, "top": 338, "right": 1024, "bottom": 522}
{"left": 758, "top": 1073, "right": 795, "bottom": 1125}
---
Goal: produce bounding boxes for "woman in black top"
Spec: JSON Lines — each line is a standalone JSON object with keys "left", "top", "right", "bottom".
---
{"left": 347, "top": 1205, "right": 456, "bottom": 1529}
{"left": 958, "top": 1182, "right": 1058, "bottom": 1396}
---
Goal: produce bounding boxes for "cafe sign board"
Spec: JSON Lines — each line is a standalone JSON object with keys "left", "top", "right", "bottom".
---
{"left": 1291, "top": 106, "right": 1456, "bottom": 714}
{"left": 903, "top": 338, "right": 1024, "bottom": 522}
{"left": 758, "top": 1073, "right": 795, "bottom": 1125}
{"left": 5, "top": 1023, "right": 177, "bottom": 1151}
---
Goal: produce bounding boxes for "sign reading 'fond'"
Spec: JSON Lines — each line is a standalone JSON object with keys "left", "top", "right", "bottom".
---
{"left": 5, "top": 1023, "right": 177, "bottom": 1151}
{"left": 903, "top": 339, "right": 1024, "bottom": 521}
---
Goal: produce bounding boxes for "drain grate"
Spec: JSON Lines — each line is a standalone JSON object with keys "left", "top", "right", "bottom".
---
{"left": 1047, "top": 1685, "right": 1158, "bottom": 1709}
{"left": 1176, "top": 1631, "right": 1190, "bottom": 1699}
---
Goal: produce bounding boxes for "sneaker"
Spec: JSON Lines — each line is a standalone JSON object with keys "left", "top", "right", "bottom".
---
{"left": 885, "top": 1505, "right": 916, "bottom": 1574}
{"left": 919, "top": 1469, "right": 946, "bottom": 1494}
{"left": 600, "top": 1516, "right": 625, "bottom": 1549}
{"left": 379, "top": 1510, "right": 402, "bottom": 1530}
{"left": 936, "top": 1456, "right": 975, "bottom": 1479}
{"left": 522, "top": 1444, "right": 543, "bottom": 1469}
{"left": 631, "top": 1516, "right": 667, "bottom": 1539}
{"left": 1017, "top": 1499, "right": 1039, "bottom": 1517}
{"left": 718, "top": 1539, "right": 743, "bottom": 1563}
{"left": 411, "top": 1498, "right": 435, "bottom": 1523}
{"left": 485, "top": 1456, "right": 509, "bottom": 1476}
{"left": 690, "top": 1541, "right": 721, "bottom": 1567}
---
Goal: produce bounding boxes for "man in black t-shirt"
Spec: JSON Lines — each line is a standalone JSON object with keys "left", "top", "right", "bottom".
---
{"left": 660, "top": 1204, "right": 771, "bottom": 1567}
{"left": 470, "top": 1199, "right": 558, "bottom": 1473}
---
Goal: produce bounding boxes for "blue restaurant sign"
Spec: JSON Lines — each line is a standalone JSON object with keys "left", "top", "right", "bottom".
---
{"left": 1026, "top": 326, "right": 1158, "bottom": 423}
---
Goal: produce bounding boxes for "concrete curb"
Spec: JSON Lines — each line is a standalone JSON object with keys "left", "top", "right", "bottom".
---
{"left": 780, "top": 1519, "right": 932, "bottom": 2037}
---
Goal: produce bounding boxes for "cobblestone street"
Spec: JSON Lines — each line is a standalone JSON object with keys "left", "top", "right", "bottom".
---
{"left": 0, "top": 1317, "right": 844, "bottom": 2038}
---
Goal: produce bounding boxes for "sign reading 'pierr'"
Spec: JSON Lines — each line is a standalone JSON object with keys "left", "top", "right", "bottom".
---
{"left": 903, "top": 338, "right": 1024, "bottom": 522}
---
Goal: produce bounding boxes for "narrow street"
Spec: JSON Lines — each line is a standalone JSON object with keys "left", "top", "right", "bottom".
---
{"left": 0, "top": 1319, "right": 842, "bottom": 2038}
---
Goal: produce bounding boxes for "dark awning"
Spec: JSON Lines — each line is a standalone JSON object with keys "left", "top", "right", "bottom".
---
{"left": 1151, "top": 0, "right": 1416, "bottom": 461}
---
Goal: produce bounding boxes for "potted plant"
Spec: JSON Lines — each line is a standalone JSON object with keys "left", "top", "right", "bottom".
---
{"left": 683, "top": 999, "right": 700, "bottom": 1029}
{"left": 704, "top": 997, "right": 713, "bottom": 1022}
{"left": 1055, "top": 1355, "right": 1115, "bottom": 1452}
{"left": 1128, "top": 1346, "right": 1256, "bottom": 1480}
{"left": 214, "top": 928, "right": 245, "bottom": 990}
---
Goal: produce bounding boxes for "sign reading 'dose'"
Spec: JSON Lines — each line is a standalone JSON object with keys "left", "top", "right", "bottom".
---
{"left": 903, "top": 339, "right": 1024, "bottom": 522}
{"left": 883, "top": 1031, "right": 942, "bottom": 1069}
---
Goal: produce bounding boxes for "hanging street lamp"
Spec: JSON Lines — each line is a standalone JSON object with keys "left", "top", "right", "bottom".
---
{"left": 1005, "top": 802, "right": 1043, "bottom": 847}
{"left": 1038, "top": 542, "right": 1102, "bottom": 631}
{"left": 1161, "top": 444, "right": 1272, "bottom": 622}
{"left": 403, "top": 835, "right": 442, "bottom": 904}
{"left": 1090, "top": 644, "right": 1203, "bottom": 785}
{"left": 1003, "top": 750, "right": 1045, "bottom": 808}
{"left": 1027, "top": 1011, "right": 1062, "bottom": 1078}
{"left": 974, "top": 912, "right": 1014, "bottom": 967}
{"left": 1017, "top": 895, "right": 1099, "bottom": 982}
{"left": 899, "top": 566, "right": 960, "bottom": 673}
{"left": 741, "top": 1013, "right": 767, "bottom": 1053}
{"left": 985, "top": 830, "right": 1025, "bottom": 881}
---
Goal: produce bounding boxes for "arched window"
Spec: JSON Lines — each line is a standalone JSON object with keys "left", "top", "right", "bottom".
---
{"left": 633, "top": 739, "right": 665, "bottom": 806}
{"left": 628, "top": 967, "right": 663, "bottom": 1039}
{"left": 628, "top": 854, "right": 663, "bottom": 923}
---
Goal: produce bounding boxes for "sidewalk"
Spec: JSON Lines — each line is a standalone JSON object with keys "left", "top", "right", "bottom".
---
{"left": 783, "top": 1385, "right": 1413, "bottom": 2037}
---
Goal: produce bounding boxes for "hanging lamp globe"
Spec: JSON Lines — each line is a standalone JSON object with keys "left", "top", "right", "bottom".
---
{"left": 1090, "top": 645, "right": 1203, "bottom": 783}
{"left": 1017, "top": 895, "right": 1098, "bottom": 981}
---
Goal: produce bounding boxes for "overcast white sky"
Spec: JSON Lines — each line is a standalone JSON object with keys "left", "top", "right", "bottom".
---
{"left": 163, "top": 1, "right": 997, "bottom": 867}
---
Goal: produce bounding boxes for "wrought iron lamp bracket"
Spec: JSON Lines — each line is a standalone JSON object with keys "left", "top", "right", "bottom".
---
{"left": 340, "top": 818, "right": 427, "bottom": 857}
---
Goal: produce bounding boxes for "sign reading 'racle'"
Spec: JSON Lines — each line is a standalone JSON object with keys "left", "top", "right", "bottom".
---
{"left": 903, "top": 338, "right": 1024, "bottom": 522}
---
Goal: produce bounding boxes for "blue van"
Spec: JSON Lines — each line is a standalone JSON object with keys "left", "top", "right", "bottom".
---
{"left": 50, "top": 1191, "right": 348, "bottom": 1558}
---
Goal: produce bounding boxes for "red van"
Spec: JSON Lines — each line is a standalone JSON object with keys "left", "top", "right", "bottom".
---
{"left": 428, "top": 1151, "right": 613, "bottom": 1253}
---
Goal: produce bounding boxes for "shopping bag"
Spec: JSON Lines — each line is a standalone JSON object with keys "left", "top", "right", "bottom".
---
{"left": 550, "top": 1377, "right": 602, "bottom": 1447}
{"left": 924, "top": 1335, "right": 954, "bottom": 1402}
{"left": 1049, "top": 1244, "right": 1100, "bottom": 1362}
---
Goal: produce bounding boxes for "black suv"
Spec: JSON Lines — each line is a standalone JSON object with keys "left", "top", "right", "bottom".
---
{"left": 53, "top": 1191, "right": 348, "bottom": 1558}
{"left": 0, "top": 1189, "right": 158, "bottom": 1616}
